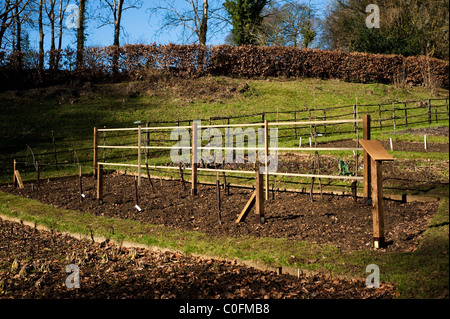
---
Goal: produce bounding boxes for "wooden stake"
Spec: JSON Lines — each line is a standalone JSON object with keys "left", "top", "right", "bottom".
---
{"left": 216, "top": 172, "right": 222, "bottom": 225}
{"left": 179, "top": 163, "right": 186, "bottom": 190}
{"left": 137, "top": 125, "right": 142, "bottom": 187}
{"left": 191, "top": 121, "right": 198, "bottom": 196}
{"left": 371, "top": 158, "right": 385, "bottom": 249}
{"left": 52, "top": 130, "right": 58, "bottom": 171}
{"left": 264, "top": 120, "right": 269, "bottom": 200}
{"left": 79, "top": 166, "right": 83, "bottom": 203}
{"left": 35, "top": 161, "right": 39, "bottom": 191}
{"left": 255, "top": 169, "right": 265, "bottom": 224}
{"left": 14, "top": 170, "right": 24, "bottom": 189}
{"left": 236, "top": 192, "right": 256, "bottom": 223}
{"left": 97, "top": 164, "right": 103, "bottom": 204}
{"left": 93, "top": 127, "right": 98, "bottom": 179}
{"left": 146, "top": 161, "right": 155, "bottom": 191}
{"left": 134, "top": 176, "right": 139, "bottom": 206}
{"left": 13, "top": 159, "right": 17, "bottom": 188}
{"left": 363, "top": 115, "right": 371, "bottom": 205}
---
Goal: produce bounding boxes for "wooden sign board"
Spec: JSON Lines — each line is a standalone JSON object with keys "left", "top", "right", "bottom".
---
{"left": 359, "top": 140, "right": 394, "bottom": 162}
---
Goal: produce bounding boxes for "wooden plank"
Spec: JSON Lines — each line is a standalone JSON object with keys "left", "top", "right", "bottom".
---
{"left": 235, "top": 191, "right": 256, "bottom": 223}
{"left": 371, "top": 158, "right": 385, "bottom": 248}
{"left": 14, "top": 170, "right": 24, "bottom": 189}
{"left": 359, "top": 140, "right": 394, "bottom": 161}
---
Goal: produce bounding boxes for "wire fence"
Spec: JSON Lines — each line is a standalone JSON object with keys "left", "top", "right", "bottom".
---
{"left": 3, "top": 97, "right": 448, "bottom": 183}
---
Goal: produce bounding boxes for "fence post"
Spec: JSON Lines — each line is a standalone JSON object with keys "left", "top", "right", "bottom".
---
{"left": 404, "top": 102, "right": 408, "bottom": 127}
{"left": 428, "top": 99, "right": 432, "bottom": 124}
{"left": 191, "top": 121, "right": 198, "bottom": 196}
{"left": 294, "top": 111, "right": 297, "bottom": 139}
{"left": 13, "top": 159, "right": 17, "bottom": 187}
{"left": 255, "top": 169, "right": 265, "bottom": 224}
{"left": 378, "top": 104, "right": 382, "bottom": 131}
{"left": 51, "top": 130, "right": 58, "bottom": 171}
{"left": 392, "top": 102, "right": 396, "bottom": 130}
{"left": 363, "top": 115, "right": 371, "bottom": 205}
{"left": 137, "top": 125, "right": 142, "bottom": 187}
{"left": 35, "top": 161, "right": 39, "bottom": 191}
{"left": 371, "top": 158, "right": 385, "bottom": 249}
{"left": 97, "top": 163, "right": 103, "bottom": 204}
{"left": 264, "top": 119, "right": 269, "bottom": 201}
{"left": 93, "top": 127, "right": 98, "bottom": 179}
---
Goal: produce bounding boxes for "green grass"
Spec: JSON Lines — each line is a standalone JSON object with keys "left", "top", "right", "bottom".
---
{"left": 0, "top": 190, "right": 448, "bottom": 298}
{"left": 1, "top": 76, "right": 448, "bottom": 185}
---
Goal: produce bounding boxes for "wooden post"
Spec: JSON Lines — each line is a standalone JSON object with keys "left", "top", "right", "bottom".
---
{"left": 404, "top": 102, "right": 408, "bottom": 127}
{"left": 13, "top": 159, "right": 17, "bottom": 187}
{"left": 134, "top": 176, "right": 139, "bottom": 206}
{"left": 294, "top": 111, "right": 297, "bottom": 139}
{"left": 371, "top": 158, "right": 385, "bottom": 249}
{"left": 52, "top": 130, "right": 58, "bottom": 171}
{"left": 35, "top": 161, "right": 39, "bottom": 191}
{"left": 93, "top": 127, "right": 98, "bottom": 179}
{"left": 216, "top": 172, "right": 222, "bottom": 225}
{"left": 191, "top": 121, "right": 198, "bottom": 196}
{"left": 264, "top": 119, "right": 269, "bottom": 201}
{"left": 363, "top": 115, "right": 371, "bottom": 205}
{"left": 79, "top": 166, "right": 83, "bottom": 203}
{"left": 255, "top": 169, "right": 265, "bottom": 224}
{"left": 359, "top": 139, "right": 393, "bottom": 249}
{"left": 427, "top": 99, "right": 432, "bottom": 124}
{"left": 392, "top": 102, "right": 396, "bottom": 130}
{"left": 137, "top": 125, "right": 142, "bottom": 187}
{"left": 378, "top": 104, "right": 382, "bottom": 131}
{"left": 97, "top": 163, "right": 103, "bottom": 204}
{"left": 179, "top": 163, "right": 186, "bottom": 190}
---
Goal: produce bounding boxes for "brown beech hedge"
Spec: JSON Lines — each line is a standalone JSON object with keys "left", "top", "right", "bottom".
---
{"left": 1, "top": 44, "right": 448, "bottom": 89}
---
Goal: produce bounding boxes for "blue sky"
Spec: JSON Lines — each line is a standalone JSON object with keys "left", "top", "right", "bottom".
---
{"left": 29, "top": 0, "right": 330, "bottom": 50}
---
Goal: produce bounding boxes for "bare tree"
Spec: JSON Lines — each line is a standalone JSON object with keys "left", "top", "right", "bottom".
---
{"left": 96, "top": 0, "right": 142, "bottom": 73}
{"left": 0, "top": 0, "right": 31, "bottom": 48}
{"left": 38, "top": 0, "right": 44, "bottom": 70}
{"left": 148, "top": 0, "right": 226, "bottom": 45}
{"left": 76, "top": 0, "right": 86, "bottom": 69}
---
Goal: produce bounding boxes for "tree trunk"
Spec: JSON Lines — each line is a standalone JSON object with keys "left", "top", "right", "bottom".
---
{"left": 49, "top": 0, "right": 56, "bottom": 70}
{"left": 76, "top": 0, "right": 86, "bottom": 70}
{"left": 56, "top": 0, "right": 65, "bottom": 68}
{"left": 112, "top": 0, "right": 124, "bottom": 75}
{"left": 39, "top": 0, "right": 44, "bottom": 71}
{"left": 199, "top": 0, "right": 208, "bottom": 46}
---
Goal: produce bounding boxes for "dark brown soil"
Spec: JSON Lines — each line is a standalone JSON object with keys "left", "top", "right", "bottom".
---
{"left": 0, "top": 218, "right": 396, "bottom": 299}
{"left": 323, "top": 138, "right": 449, "bottom": 153}
{"left": 1, "top": 174, "right": 440, "bottom": 253}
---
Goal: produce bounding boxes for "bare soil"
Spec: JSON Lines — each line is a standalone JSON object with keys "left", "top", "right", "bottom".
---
{"left": 0, "top": 218, "right": 396, "bottom": 299}
{"left": 1, "top": 173, "right": 440, "bottom": 253}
